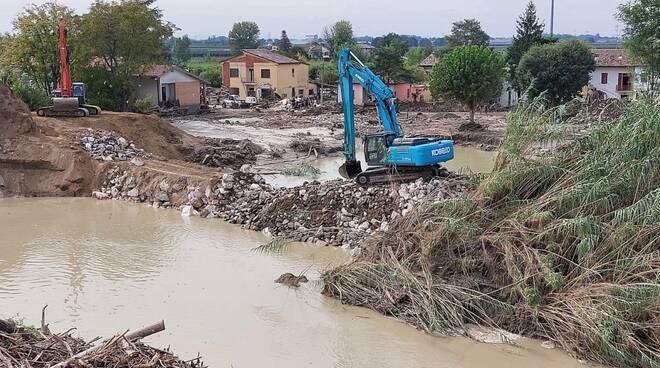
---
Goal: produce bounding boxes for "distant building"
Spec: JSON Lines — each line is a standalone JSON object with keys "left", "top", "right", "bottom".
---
{"left": 357, "top": 43, "right": 376, "bottom": 57}
{"left": 590, "top": 49, "right": 647, "bottom": 99}
{"left": 136, "top": 65, "right": 207, "bottom": 112}
{"left": 221, "top": 49, "right": 315, "bottom": 100}
{"left": 419, "top": 54, "right": 439, "bottom": 73}
{"left": 304, "top": 43, "right": 331, "bottom": 60}
{"left": 338, "top": 82, "right": 432, "bottom": 106}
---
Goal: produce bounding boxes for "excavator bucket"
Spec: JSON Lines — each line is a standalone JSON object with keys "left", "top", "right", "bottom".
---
{"left": 339, "top": 160, "right": 362, "bottom": 179}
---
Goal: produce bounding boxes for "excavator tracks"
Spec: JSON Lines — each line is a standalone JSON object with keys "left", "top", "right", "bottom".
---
{"left": 355, "top": 165, "right": 450, "bottom": 186}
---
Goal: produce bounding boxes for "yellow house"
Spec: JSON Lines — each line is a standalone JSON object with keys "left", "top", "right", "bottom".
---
{"left": 221, "top": 49, "right": 314, "bottom": 100}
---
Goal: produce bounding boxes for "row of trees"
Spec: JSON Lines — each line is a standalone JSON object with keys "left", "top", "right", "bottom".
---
{"left": 430, "top": 0, "right": 658, "bottom": 125}
{"left": 0, "top": 0, "right": 174, "bottom": 111}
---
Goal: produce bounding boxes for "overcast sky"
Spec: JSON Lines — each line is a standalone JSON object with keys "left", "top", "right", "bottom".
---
{"left": 1, "top": 0, "right": 625, "bottom": 39}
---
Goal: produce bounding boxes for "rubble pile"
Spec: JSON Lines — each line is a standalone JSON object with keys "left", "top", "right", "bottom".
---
{"left": 96, "top": 163, "right": 470, "bottom": 248}
{"left": 182, "top": 168, "right": 470, "bottom": 248}
{"left": 184, "top": 137, "right": 264, "bottom": 169}
{"left": 81, "top": 129, "right": 150, "bottom": 162}
{"left": 289, "top": 133, "right": 342, "bottom": 155}
{"left": 95, "top": 166, "right": 186, "bottom": 205}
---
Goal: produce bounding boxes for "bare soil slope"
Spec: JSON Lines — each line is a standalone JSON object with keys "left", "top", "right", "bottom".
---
{"left": 0, "top": 85, "right": 229, "bottom": 198}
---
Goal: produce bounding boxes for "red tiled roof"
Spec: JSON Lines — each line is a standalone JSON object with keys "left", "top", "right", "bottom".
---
{"left": 143, "top": 65, "right": 173, "bottom": 77}
{"left": 592, "top": 49, "right": 638, "bottom": 67}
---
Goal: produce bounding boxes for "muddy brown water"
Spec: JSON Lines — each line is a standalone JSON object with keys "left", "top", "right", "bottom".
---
{"left": 0, "top": 198, "right": 590, "bottom": 367}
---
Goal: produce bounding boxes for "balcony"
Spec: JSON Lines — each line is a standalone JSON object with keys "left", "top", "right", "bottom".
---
{"left": 241, "top": 78, "right": 257, "bottom": 85}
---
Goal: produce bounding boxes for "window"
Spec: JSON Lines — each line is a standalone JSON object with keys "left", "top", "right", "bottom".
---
{"left": 299, "top": 89, "right": 304, "bottom": 96}
{"left": 291, "top": 88, "right": 295, "bottom": 97}
{"left": 260, "top": 69, "right": 271, "bottom": 78}
{"left": 229, "top": 68, "right": 239, "bottom": 78}
{"left": 601, "top": 73, "right": 608, "bottom": 84}
{"left": 292, "top": 68, "right": 295, "bottom": 77}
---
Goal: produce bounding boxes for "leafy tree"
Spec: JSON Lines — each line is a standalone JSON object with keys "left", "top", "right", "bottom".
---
{"left": 1, "top": 3, "right": 80, "bottom": 94}
{"left": 430, "top": 45, "right": 505, "bottom": 125}
{"left": 507, "top": 1, "right": 553, "bottom": 92}
{"left": 80, "top": 0, "right": 174, "bottom": 111}
{"left": 617, "top": 0, "right": 660, "bottom": 90}
{"left": 445, "top": 19, "right": 490, "bottom": 49}
{"left": 200, "top": 69, "right": 221, "bottom": 88}
{"left": 228, "top": 21, "right": 260, "bottom": 54}
{"left": 277, "top": 30, "right": 292, "bottom": 52}
{"left": 516, "top": 40, "right": 596, "bottom": 105}
{"left": 372, "top": 33, "right": 409, "bottom": 83}
{"left": 12, "top": 83, "right": 51, "bottom": 111}
{"left": 76, "top": 65, "right": 126, "bottom": 111}
{"left": 323, "top": 20, "right": 355, "bottom": 57}
{"left": 172, "top": 35, "right": 191, "bottom": 64}
{"left": 309, "top": 60, "right": 338, "bottom": 85}
{"left": 405, "top": 47, "right": 433, "bottom": 66}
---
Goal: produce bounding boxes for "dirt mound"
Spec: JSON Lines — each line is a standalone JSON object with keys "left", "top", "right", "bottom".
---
{"left": 0, "top": 84, "right": 37, "bottom": 139}
{"left": 36, "top": 112, "right": 197, "bottom": 160}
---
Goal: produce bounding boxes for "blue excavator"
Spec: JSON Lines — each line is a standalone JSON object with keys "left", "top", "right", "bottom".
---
{"left": 337, "top": 48, "right": 454, "bottom": 185}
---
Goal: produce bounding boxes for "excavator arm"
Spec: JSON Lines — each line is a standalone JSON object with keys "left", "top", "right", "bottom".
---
{"left": 338, "top": 49, "right": 402, "bottom": 178}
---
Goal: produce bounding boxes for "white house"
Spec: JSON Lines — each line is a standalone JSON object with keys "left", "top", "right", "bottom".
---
{"left": 590, "top": 49, "right": 647, "bottom": 99}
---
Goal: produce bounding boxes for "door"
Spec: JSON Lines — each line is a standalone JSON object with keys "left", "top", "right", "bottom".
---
{"left": 248, "top": 69, "right": 254, "bottom": 82}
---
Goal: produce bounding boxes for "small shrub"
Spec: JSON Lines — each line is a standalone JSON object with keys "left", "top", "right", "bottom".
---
{"left": 132, "top": 97, "right": 154, "bottom": 114}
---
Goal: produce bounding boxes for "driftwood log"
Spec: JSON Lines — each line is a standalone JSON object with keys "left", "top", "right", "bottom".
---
{"left": 49, "top": 320, "right": 165, "bottom": 368}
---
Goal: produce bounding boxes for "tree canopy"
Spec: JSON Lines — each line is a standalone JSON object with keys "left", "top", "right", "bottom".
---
{"left": 445, "top": 19, "right": 490, "bottom": 49}
{"left": 171, "top": 35, "right": 192, "bottom": 65}
{"left": 617, "top": 0, "right": 660, "bottom": 90}
{"left": 324, "top": 20, "right": 355, "bottom": 57}
{"left": 372, "top": 33, "right": 409, "bottom": 83}
{"left": 516, "top": 40, "right": 596, "bottom": 105}
{"left": 507, "top": 1, "right": 553, "bottom": 92}
{"left": 0, "top": 3, "right": 81, "bottom": 93}
{"left": 80, "top": 0, "right": 174, "bottom": 110}
{"left": 277, "top": 30, "right": 292, "bottom": 52}
{"left": 228, "top": 21, "right": 260, "bottom": 54}
{"left": 430, "top": 45, "right": 504, "bottom": 124}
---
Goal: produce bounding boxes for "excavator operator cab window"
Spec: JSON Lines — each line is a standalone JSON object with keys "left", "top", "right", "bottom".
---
{"left": 364, "top": 134, "right": 389, "bottom": 165}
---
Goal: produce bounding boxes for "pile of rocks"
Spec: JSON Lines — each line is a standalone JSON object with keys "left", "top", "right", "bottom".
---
{"left": 184, "top": 138, "right": 263, "bottom": 169}
{"left": 181, "top": 167, "right": 469, "bottom": 248}
{"left": 95, "top": 163, "right": 470, "bottom": 248}
{"left": 94, "top": 166, "right": 185, "bottom": 205}
{"left": 81, "top": 129, "right": 150, "bottom": 162}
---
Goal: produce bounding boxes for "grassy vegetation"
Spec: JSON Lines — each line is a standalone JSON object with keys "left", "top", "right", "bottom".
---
{"left": 323, "top": 96, "right": 660, "bottom": 367}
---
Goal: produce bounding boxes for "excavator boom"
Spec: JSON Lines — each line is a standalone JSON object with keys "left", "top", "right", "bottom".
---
{"left": 37, "top": 17, "right": 101, "bottom": 117}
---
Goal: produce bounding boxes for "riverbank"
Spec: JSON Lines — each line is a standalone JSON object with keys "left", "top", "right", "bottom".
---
{"left": 0, "top": 317, "right": 204, "bottom": 367}
{"left": 323, "top": 97, "right": 660, "bottom": 368}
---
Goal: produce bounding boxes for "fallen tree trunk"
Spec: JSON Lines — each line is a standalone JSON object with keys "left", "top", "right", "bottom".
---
{"left": 49, "top": 320, "right": 165, "bottom": 368}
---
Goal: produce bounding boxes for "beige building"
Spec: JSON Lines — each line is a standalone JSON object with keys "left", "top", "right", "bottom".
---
{"left": 222, "top": 49, "right": 314, "bottom": 100}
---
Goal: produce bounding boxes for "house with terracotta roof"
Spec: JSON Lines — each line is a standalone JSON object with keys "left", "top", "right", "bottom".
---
{"left": 221, "top": 49, "right": 314, "bottom": 100}
{"left": 590, "top": 49, "right": 647, "bottom": 99}
{"left": 136, "top": 65, "right": 207, "bottom": 112}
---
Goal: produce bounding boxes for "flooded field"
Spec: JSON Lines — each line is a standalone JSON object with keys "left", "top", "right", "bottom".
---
{"left": 0, "top": 198, "right": 588, "bottom": 367}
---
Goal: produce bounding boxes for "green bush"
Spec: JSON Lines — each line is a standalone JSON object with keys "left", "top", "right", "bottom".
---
{"left": 12, "top": 83, "right": 51, "bottom": 111}
{"left": 200, "top": 69, "right": 221, "bottom": 87}
{"left": 132, "top": 97, "right": 153, "bottom": 114}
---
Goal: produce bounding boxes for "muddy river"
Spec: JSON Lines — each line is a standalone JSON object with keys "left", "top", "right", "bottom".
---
{"left": 0, "top": 198, "right": 587, "bottom": 367}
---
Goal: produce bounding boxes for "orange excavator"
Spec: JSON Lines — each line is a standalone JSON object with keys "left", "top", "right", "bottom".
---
{"left": 37, "top": 17, "right": 101, "bottom": 117}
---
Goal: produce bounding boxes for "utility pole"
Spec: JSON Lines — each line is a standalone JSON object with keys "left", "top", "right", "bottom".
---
{"left": 550, "top": 0, "right": 555, "bottom": 36}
